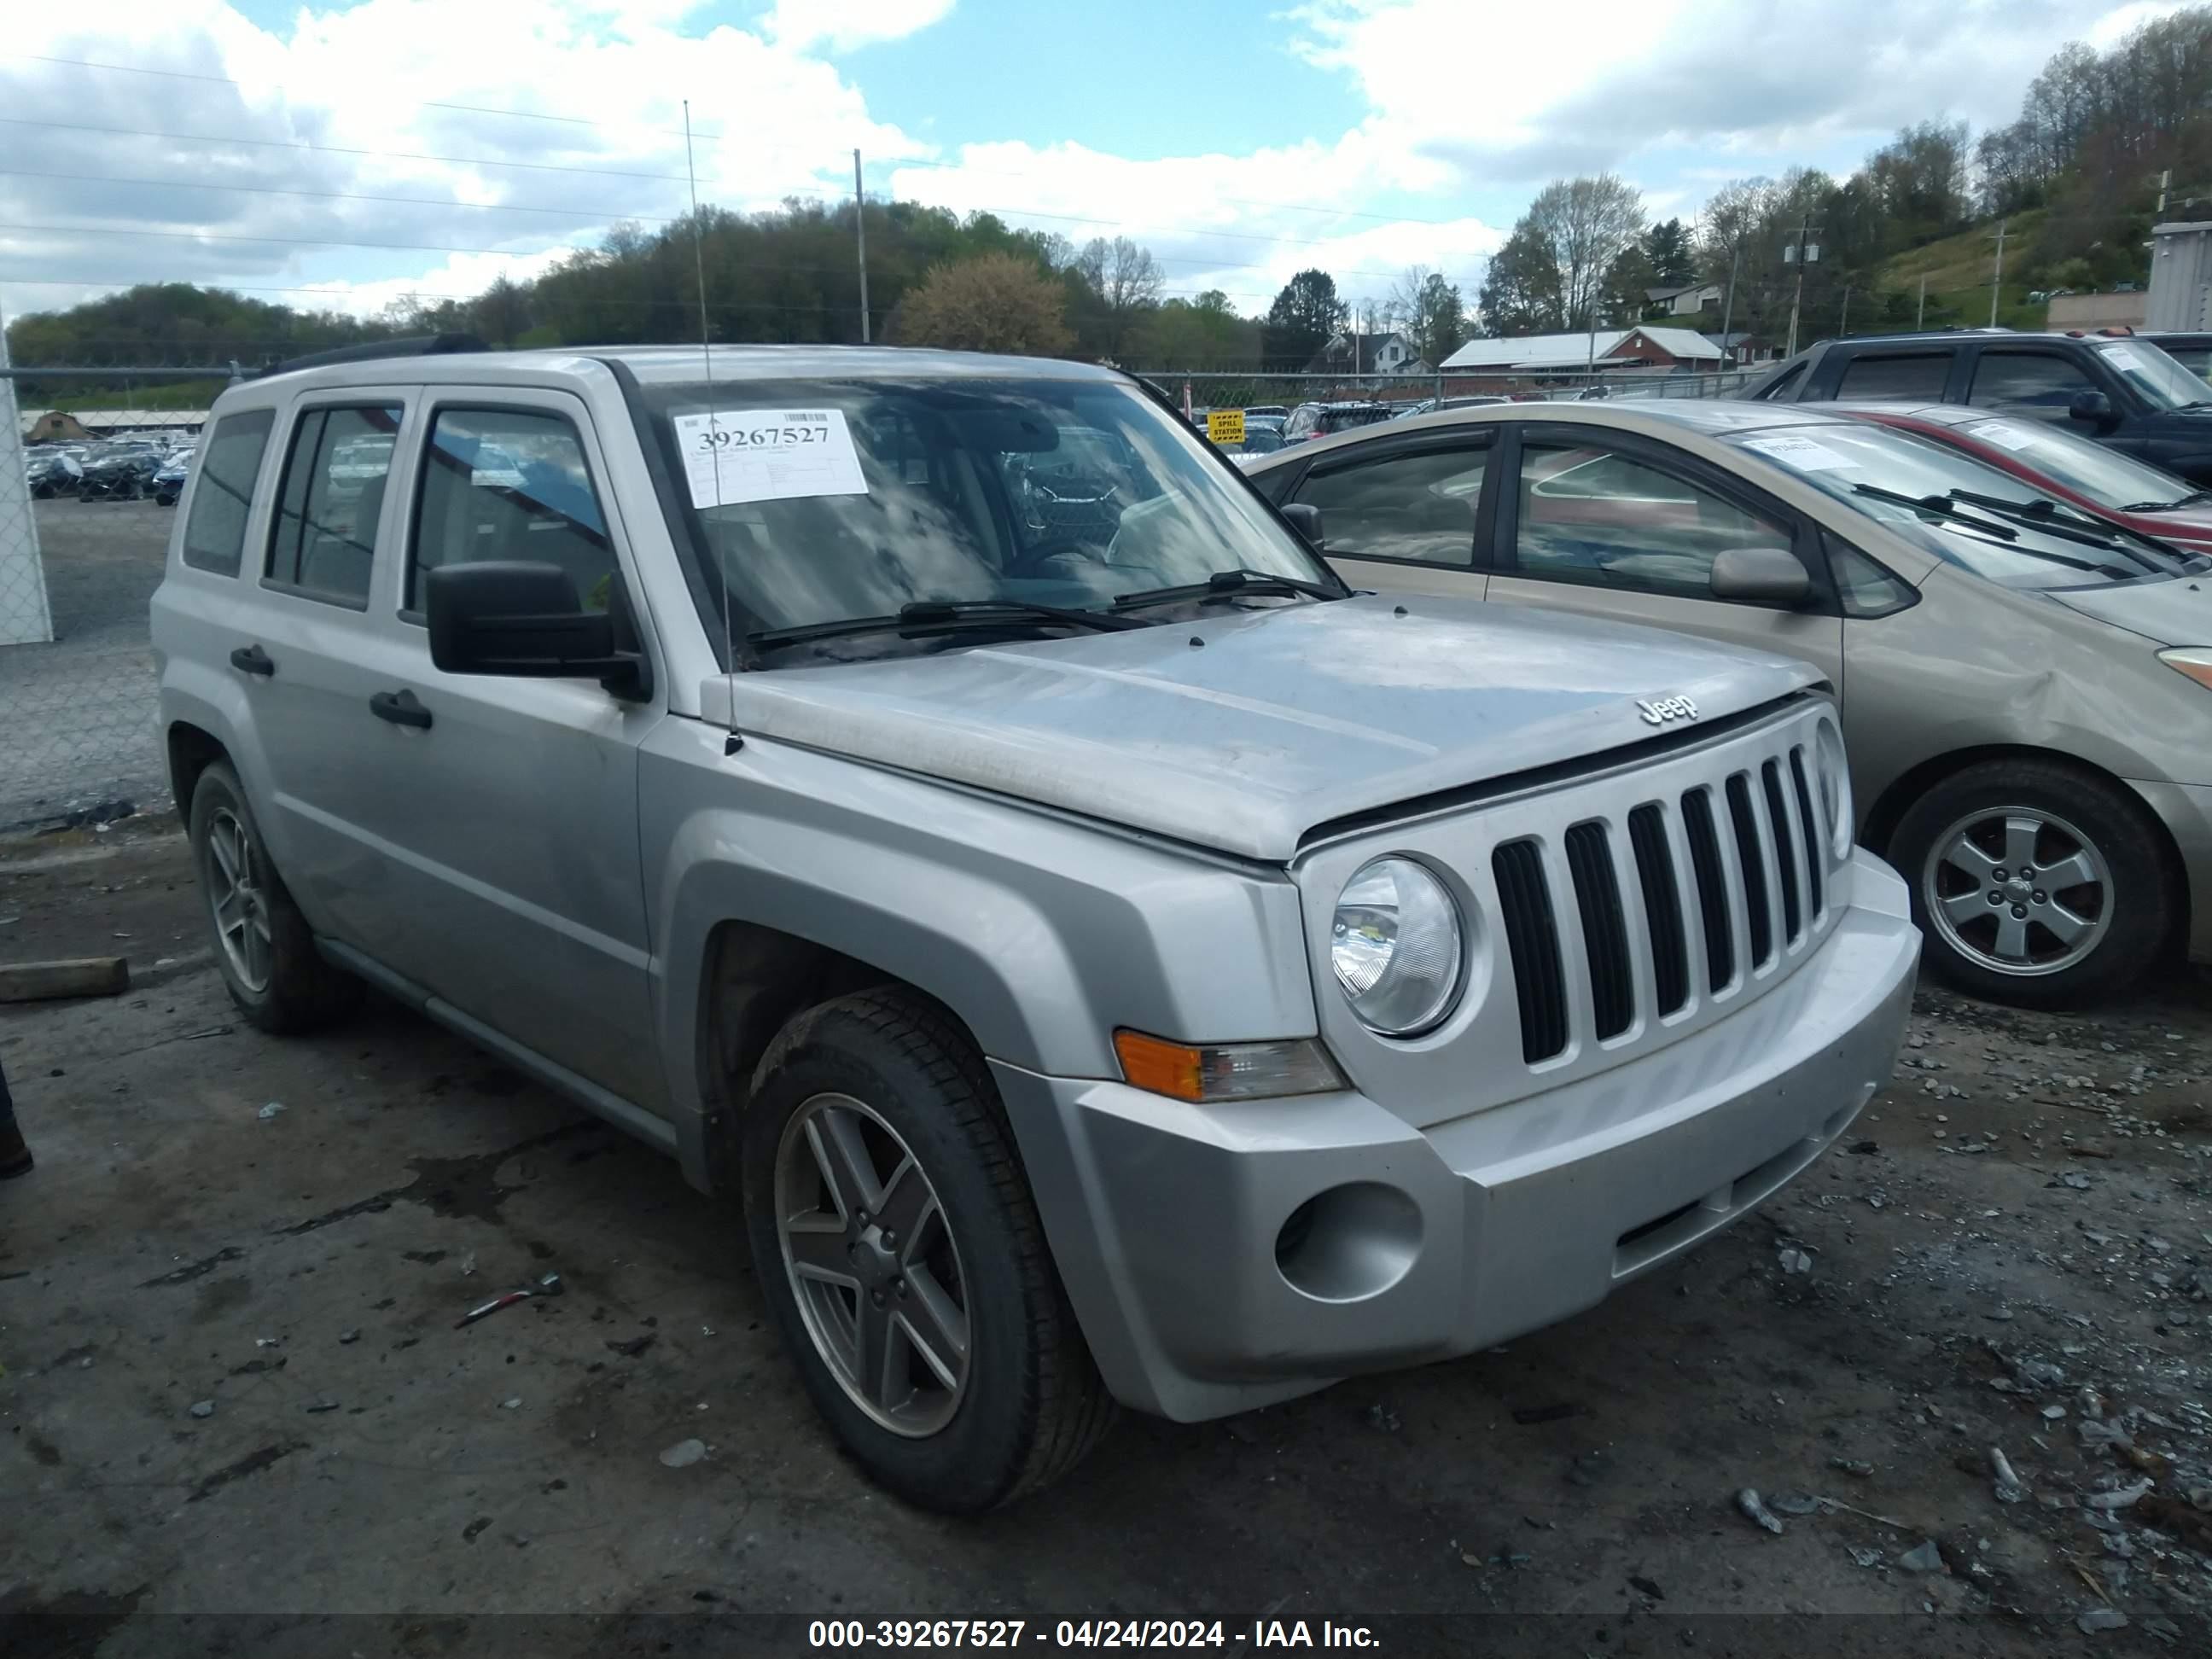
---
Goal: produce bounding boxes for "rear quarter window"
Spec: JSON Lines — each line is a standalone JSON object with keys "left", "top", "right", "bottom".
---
{"left": 179, "top": 410, "right": 274, "bottom": 577}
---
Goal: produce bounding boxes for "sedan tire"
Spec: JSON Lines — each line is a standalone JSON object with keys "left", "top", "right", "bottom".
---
{"left": 189, "top": 762, "right": 360, "bottom": 1033}
{"left": 1891, "top": 757, "right": 2175, "bottom": 1008}
{"left": 742, "top": 988, "right": 1115, "bottom": 1512}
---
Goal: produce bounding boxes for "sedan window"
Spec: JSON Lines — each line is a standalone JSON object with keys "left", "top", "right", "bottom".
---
{"left": 1291, "top": 445, "right": 1487, "bottom": 566}
{"left": 1514, "top": 441, "right": 1790, "bottom": 600}
{"left": 1968, "top": 351, "right": 2099, "bottom": 422}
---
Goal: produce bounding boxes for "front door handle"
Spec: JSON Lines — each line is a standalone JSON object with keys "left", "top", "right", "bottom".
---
{"left": 369, "top": 689, "right": 432, "bottom": 731}
{"left": 230, "top": 643, "right": 274, "bottom": 677}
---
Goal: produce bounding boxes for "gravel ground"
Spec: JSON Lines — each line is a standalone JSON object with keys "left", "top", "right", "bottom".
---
{"left": 0, "top": 822, "right": 2208, "bottom": 1655}
{"left": 0, "top": 502, "right": 173, "bottom": 831}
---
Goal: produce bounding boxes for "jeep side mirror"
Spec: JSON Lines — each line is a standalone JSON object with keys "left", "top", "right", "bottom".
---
{"left": 425, "top": 561, "right": 649, "bottom": 697}
{"left": 2069, "top": 390, "right": 2117, "bottom": 431}
{"left": 1280, "top": 502, "right": 1325, "bottom": 550}
{"left": 1709, "top": 546, "right": 1810, "bottom": 604}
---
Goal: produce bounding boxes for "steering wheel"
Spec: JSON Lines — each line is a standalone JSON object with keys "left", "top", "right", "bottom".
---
{"left": 1007, "top": 538, "right": 1108, "bottom": 579}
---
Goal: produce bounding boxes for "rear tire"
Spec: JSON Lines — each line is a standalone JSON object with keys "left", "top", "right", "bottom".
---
{"left": 1889, "top": 757, "right": 2174, "bottom": 1009}
{"left": 742, "top": 988, "right": 1115, "bottom": 1512}
{"left": 188, "top": 762, "right": 359, "bottom": 1033}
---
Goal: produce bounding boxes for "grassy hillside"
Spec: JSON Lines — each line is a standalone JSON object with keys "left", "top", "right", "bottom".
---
{"left": 1877, "top": 209, "right": 2053, "bottom": 331}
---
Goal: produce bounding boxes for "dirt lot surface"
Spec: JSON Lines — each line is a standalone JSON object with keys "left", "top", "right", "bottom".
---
{"left": 3, "top": 821, "right": 2209, "bottom": 1656}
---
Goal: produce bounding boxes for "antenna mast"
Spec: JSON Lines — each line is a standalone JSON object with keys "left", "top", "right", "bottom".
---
{"left": 682, "top": 101, "right": 736, "bottom": 679}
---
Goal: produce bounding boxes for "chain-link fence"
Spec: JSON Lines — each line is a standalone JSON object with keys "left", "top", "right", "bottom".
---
{"left": 1, "top": 354, "right": 183, "bottom": 832}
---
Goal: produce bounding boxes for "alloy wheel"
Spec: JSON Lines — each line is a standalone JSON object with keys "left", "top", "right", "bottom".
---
{"left": 203, "top": 807, "right": 273, "bottom": 992}
{"left": 1921, "top": 806, "right": 2112, "bottom": 977}
{"left": 773, "top": 1092, "right": 971, "bottom": 1437}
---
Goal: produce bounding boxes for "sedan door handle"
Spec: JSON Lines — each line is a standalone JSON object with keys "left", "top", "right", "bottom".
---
{"left": 368, "top": 689, "right": 432, "bottom": 731}
{"left": 230, "top": 643, "right": 274, "bottom": 677}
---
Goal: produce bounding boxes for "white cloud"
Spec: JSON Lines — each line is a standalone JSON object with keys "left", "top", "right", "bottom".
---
{"left": 1289, "top": 0, "right": 2142, "bottom": 185}
{"left": 765, "top": 0, "right": 957, "bottom": 53}
{"left": 0, "top": 0, "right": 937, "bottom": 321}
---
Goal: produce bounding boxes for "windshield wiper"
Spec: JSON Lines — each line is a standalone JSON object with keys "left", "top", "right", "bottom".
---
{"left": 748, "top": 597, "right": 1144, "bottom": 649}
{"left": 1111, "top": 568, "right": 1344, "bottom": 611}
{"left": 2123, "top": 489, "right": 2212, "bottom": 510}
{"left": 1851, "top": 483, "right": 2019, "bottom": 540}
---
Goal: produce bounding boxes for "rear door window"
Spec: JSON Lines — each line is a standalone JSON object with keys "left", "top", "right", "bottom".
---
{"left": 1834, "top": 352, "right": 1953, "bottom": 402}
{"left": 1968, "top": 350, "right": 2100, "bottom": 422}
{"left": 265, "top": 405, "right": 403, "bottom": 607}
{"left": 180, "top": 409, "right": 273, "bottom": 577}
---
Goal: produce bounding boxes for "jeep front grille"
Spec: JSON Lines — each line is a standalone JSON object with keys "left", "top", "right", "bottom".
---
{"left": 1488, "top": 732, "right": 1833, "bottom": 1067}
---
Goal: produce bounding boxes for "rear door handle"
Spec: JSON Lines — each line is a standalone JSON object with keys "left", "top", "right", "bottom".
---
{"left": 229, "top": 644, "right": 274, "bottom": 677}
{"left": 368, "top": 690, "right": 432, "bottom": 731}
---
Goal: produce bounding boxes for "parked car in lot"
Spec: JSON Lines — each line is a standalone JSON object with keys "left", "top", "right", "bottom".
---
{"left": 152, "top": 341, "right": 1914, "bottom": 1511}
{"left": 24, "top": 447, "right": 83, "bottom": 498}
{"left": 152, "top": 448, "right": 194, "bottom": 507}
{"left": 1248, "top": 399, "right": 2212, "bottom": 1007}
{"left": 2143, "top": 330, "right": 2212, "bottom": 382}
{"left": 1282, "top": 399, "right": 1393, "bottom": 444}
{"left": 1831, "top": 402, "right": 2212, "bottom": 554}
{"left": 75, "top": 443, "right": 163, "bottom": 501}
{"left": 1743, "top": 329, "right": 2212, "bottom": 486}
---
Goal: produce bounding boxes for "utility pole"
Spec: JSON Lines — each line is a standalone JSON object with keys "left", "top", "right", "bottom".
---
{"left": 1990, "top": 218, "right": 2007, "bottom": 329}
{"left": 1717, "top": 243, "right": 1740, "bottom": 368}
{"left": 1917, "top": 272, "right": 1927, "bottom": 329}
{"left": 854, "top": 148, "right": 870, "bottom": 344}
{"left": 1839, "top": 284, "right": 1852, "bottom": 335}
{"left": 1783, "top": 211, "right": 1819, "bottom": 358}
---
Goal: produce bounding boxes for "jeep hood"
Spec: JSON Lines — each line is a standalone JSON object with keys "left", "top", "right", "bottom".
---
{"left": 704, "top": 593, "right": 1820, "bottom": 861}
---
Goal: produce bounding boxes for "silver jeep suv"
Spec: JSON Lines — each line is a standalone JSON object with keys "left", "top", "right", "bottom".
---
{"left": 150, "top": 341, "right": 1918, "bottom": 1511}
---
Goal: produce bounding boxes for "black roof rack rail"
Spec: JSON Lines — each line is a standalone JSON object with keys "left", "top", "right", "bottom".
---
{"left": 257, "top": 333, "right": 490, "bottom": 379}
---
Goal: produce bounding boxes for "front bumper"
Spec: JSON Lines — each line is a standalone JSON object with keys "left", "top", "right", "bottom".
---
{"left": 992, "top": 849, "right": 1919, "bottom": 1422}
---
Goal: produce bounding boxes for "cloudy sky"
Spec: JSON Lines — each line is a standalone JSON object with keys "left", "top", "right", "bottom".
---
{"left": 0, "top": 0, "right": 2188, "bottom": 333}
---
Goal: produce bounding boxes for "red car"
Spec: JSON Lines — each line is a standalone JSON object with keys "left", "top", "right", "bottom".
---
{"left": 1831, "top": 401, "right": 2212, "bottom": 553}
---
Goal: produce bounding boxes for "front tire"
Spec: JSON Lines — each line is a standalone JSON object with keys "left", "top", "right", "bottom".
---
{"left": 188, "top": 762, "right": 358, "bottom": 1033}
{"left": 742, "top": 989, "right": 1114, "bottom": 1512}
{"left": 1889, "top": 758, "right": 2174, "bottom": 1008}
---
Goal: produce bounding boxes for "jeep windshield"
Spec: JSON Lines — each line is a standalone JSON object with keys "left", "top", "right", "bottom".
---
{"left": 2096, "top": 340, "right": 2212, "bottom": 410}
{"left": 1730, "top": 421, "right": 2195, "bottom": 591}
{"left": 632, "top": 376, "right": 1337, "bottom": 653}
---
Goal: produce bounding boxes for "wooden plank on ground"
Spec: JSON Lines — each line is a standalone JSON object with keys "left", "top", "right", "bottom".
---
{"left": 0, "top": 957, "right": 131, "bottom": 1003}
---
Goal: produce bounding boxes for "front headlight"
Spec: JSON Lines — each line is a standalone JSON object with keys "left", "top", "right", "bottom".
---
{"left": 2158, "top": 646, "right": 2212, "bottom": 690}
{"left": 1813, "top": 719, "right": 1853, "bottom": 859}
{"left": 1331, "top": 857, "right": 1464, "bottom": 1036}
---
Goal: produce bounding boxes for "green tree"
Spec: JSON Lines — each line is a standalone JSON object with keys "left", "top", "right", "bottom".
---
{"left": 1475, "top": 224, "right": 1563, "bottom": 336}
{"left": 1522, "top": 175, "right": 1646, "bottom": 331}
{"left": 1263, "top": 268, "right": 1346, "bottom": 368}
{"left": 891, "top": 252, "right": 1074, "bottom": 355}
{"left": 1386, "top": 266, "right": 1467, "bottom": 366}
{"left": 1642, "top": 218, "right": 1695, "bottom": 287}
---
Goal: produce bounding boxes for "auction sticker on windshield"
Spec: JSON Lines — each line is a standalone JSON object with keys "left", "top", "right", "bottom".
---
{"left": 672, "top": 408, "right": 869, "bottom": 509}
{"left": 1970, "top": 420, "right": 2040, "bottom": 451}
{"left": 2100, "top": 346, "right": 2146, "bottom": 374}
{"left": 1740, "top": 433, "right": 1856, "bottom": 472}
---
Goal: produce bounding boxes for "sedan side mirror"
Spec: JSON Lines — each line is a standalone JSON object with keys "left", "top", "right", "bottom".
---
{"left": 1280, "top": 501, "right": 1325, "bottom": 550}
{"left": 1709, "top": 545, "right": 1811, "bottom": 605}
{"left": 2069, "top": 390, "right": 2118, "bottom": 431}
{"left": 426, "top": 561, "right": 649, "bottom": 697}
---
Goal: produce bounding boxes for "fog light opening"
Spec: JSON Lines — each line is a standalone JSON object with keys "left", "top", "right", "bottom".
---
{"left": 1272, "top": 1181, "right": 1423, "bottom": 1304}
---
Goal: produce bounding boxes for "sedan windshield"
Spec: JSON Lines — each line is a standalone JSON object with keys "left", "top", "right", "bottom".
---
{"left": 2096, "top": 341, "right": 2212, "bottom": 410}
{"left": 634, "top": 376, "right": 1331, "bottom": 648}
{"left": 1729, "top": 422, "right": 2190, "bottom": 590}
{"left": 1949, "top": 416, "right": 2202, "bottom": 510}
